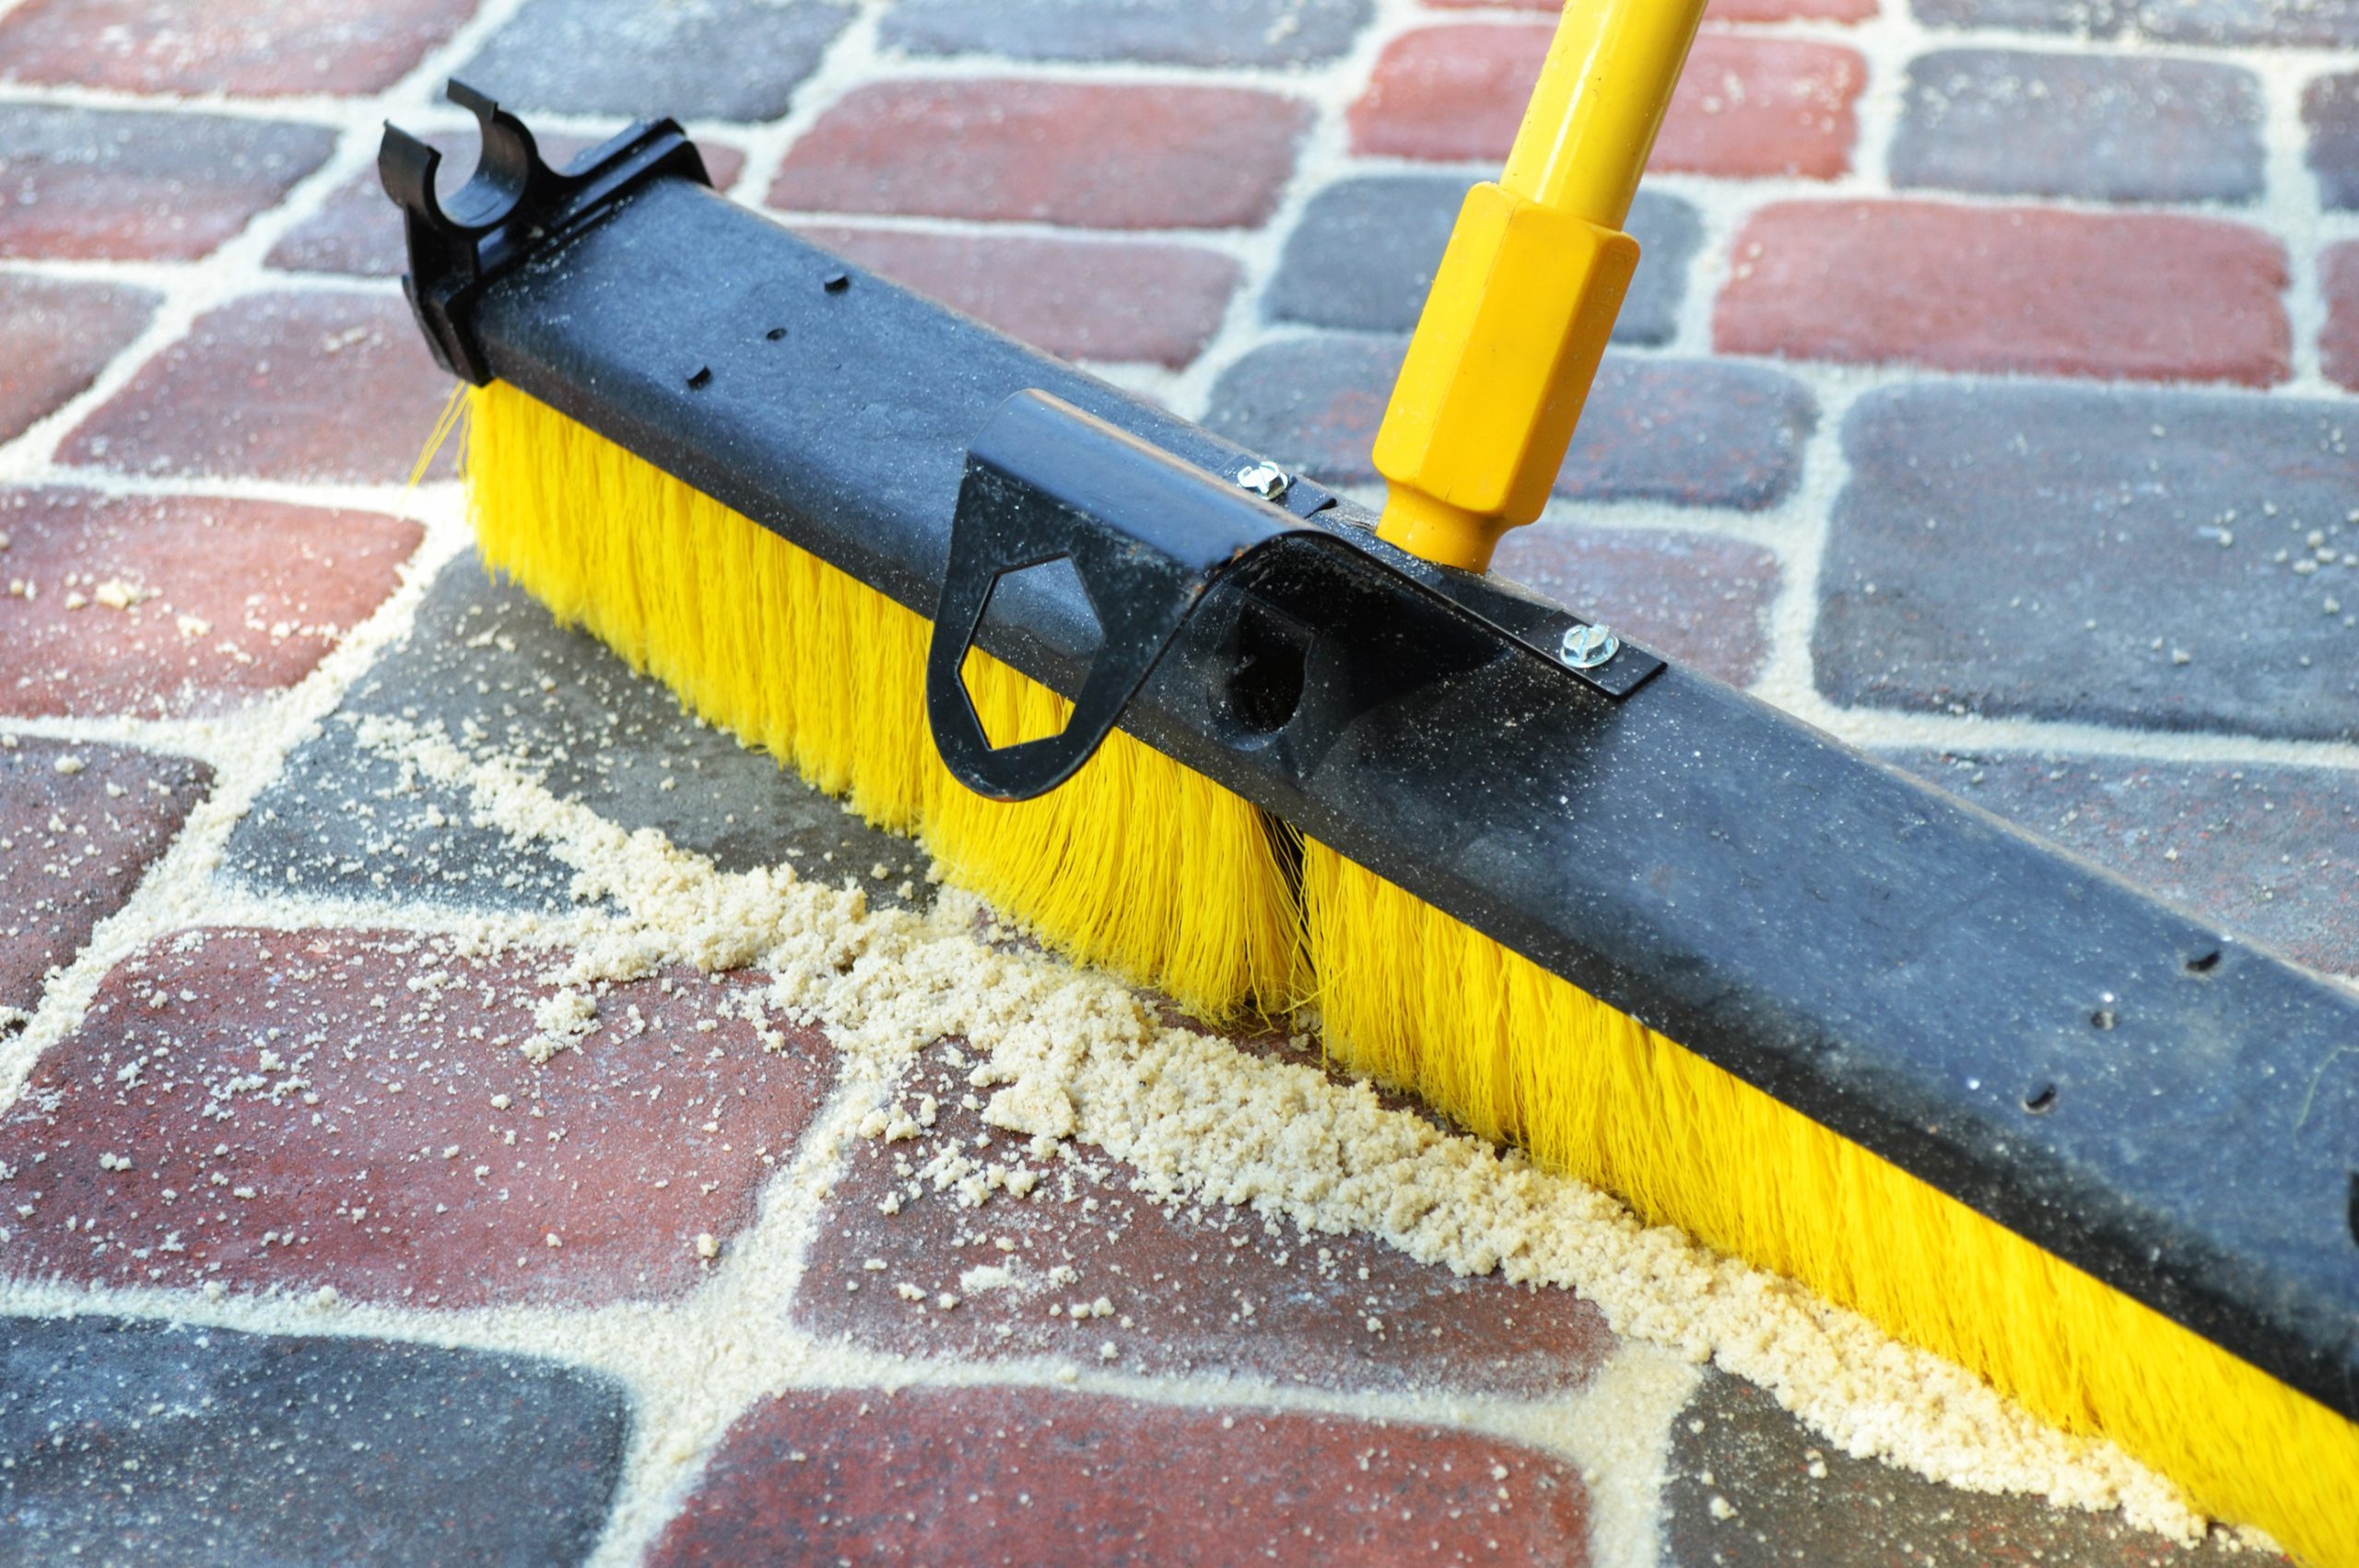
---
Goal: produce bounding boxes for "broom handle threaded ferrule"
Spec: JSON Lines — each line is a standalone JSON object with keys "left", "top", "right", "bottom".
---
{"left": 1372, "top": 0, "right": 1708, "bottom": 573}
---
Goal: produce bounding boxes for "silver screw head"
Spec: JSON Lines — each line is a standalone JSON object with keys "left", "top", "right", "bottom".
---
{"left": 1559, "top": 622, "right": 1620, "bottom": 670}
{"left": 1236, "top": 461, "right": 1291, "bottom": 502}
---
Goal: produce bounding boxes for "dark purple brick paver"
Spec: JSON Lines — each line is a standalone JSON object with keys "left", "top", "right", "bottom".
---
{"left": 655, "top": 1386, "right": 1590, "bottom": 1564}
{"left": 2305, "top": 74, "right": 2359, "bottom": 212}
{"left": 0, "top": 105, "right": 335, "bottom": 261}
{"left": 59, "top": 292, "right": 454, "bottom": 485}
{"left": 1914, "top": 0, "right": 2133, "bottom": 29}
{"left": 879, "top": 0, "right": 1374, "bottom": 67}
{"left": 792, "top": 1037, "right": 1616, "bottom": 1399}
{"left": 270, "top": 132, "right": 747, "bottom": 276}
{"left": 0, "top": 488, "right": 419, "bottom": 720}
{"left": 1898, "top": 751, "right": 2359, "bottom": 977}
{"left": 773, "top": 80, "right": 1309, "bottom": 232}
{"left": 1266, "top": 177, "right": 1698, "bottom": 347}
{"left": 1917, "top": 0, "right": 2359, "bottom": 42}
{"left": 1663, "top": 1372, "right": 2255, "bottom": 1565}
{"left": 0, "top": 740, "right": 209, "bottom": 1029}
{"left": 0, "top": 1315, "right": 626, "bottom": 1566}
{"left": 223, "top": 556, "right": 933, "bottom": 912}
{"left": 1893, "top": 50, "right": 2261, "bottom": 205}
{"left": 0, "top": 276, "right": 158, "bottom": 448}
{"left": 1819, "top": 383, "right": 2359, "bottom": 741}
{"left": 1495, "top": 527, "right": 1781, "bottom": 688}
{"left": 2137, "top": 0, "right": 2359, "bottom": 46}
{"left": 1206, "top": 336, "right": 1813, "bottom": 513}
{"left": 0, "top": 0, "right": 478, "bottom": 97}
{"left": 457, "top": 0, "right": 851, "bottom": 121}
{"left": 798, "top": 226, "right": 1238, "bottom": 368}
{"left": 0, "top": 930, "right": 835, "bottom": 1307}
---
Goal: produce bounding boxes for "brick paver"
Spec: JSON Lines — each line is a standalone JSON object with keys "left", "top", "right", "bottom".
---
{"left": 773, "top": 81, "right": 1309, "bottom": 231}
{"left": 0, "top": 930, "right": 836, "bottom": 1307}
{"left": 6, "top": 0, "right": 2359, "bottom": 1559}
{"left": 226, "top": 557, "right": 933, "bottom": 911}
{"left": 1266, "top": 178, "right": 1699, "bottom": 345}
{"left": 0, "top": 0, "right": 480, "bottom": 97}
{"left": 796, "top": 225, "right": 1239, "bottom": 368}
{"left": 2321, "top": 241, "right": 2359, "bottom": 390}
{"left": 0, "top": 276, "right": 158, "bottom": 448}
{"left": 457, "top": 0, "right": 852, "bottom": 121}
{"left": 1354, "top": 28, "right": 1866, "bottom": 181}
{"left": 1820, "top": 383, "right": 2359, "bottom": 739}
{"left": 0, "top": 106, "right": 336, "bottom": 262}
{"left": 1717, "top": 201, "right": 2291, "bottom": 385}
{"left": 2305, "top": 73, "right": 2359, "bottom": 212}
{"left": 1893, "top": 50, "right": 2263, "bottom": 205}
{"left": 1458, "top": 0, "right": 1878, "bottom": 15}
{"left": 656, "top": 1386, "right": 1591, "bottom": 1564}
{"left": 0, "top": 489, "right": 417, "bottom": 720}
{"left": 1663, "top": 1374, "right": 2248, "bottom": 1566}
{"left": 1495, "top": 526, "right": 1781, "bottom": 689}
{"left": 878, "top": 0, "right": 1374, "bottom": 66}
{"left": 1209, "top": 337, "right": 1815, "bottom": 512}
{"left": 1899, "top": 751, "right": 2359, "bottom": 976}
{"left": 59, "top": 292, "right": 457, "bottom": 484}
{"left": 792, "top": 1036, "right": 1617, "bottom": 1399}
{"left": 0, "top": 1315, "right": 627, "bottom": 1565}
{"left": 0, "top": 741, "right": 210, "bottom": 1029}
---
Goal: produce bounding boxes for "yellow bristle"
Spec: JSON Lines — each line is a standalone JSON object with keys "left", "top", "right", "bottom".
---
{"left": 1303, "top": 842, "right": 2359, "bottom": 1568}
{"left": 463, "top": 381, "right": 1297, "bottom": 1019}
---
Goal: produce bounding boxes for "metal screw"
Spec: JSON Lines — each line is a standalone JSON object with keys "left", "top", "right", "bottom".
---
{"left": 1559, "top": 622, "right": 1620, "bottom": 670}
{"left": 1236, "top": 462, "right": 1291, "bottom": 502}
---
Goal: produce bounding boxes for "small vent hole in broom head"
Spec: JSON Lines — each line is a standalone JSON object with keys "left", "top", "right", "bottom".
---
{"left": 2185, "top": 949, "right": 2221, "bottom": 975}
{"left": 1217, "top": 599, "right": 1309, "bottom": 739}
{"left": 2349, "top": 1172, "right": 2359, "bottom": 1247}
{"left": 686, "top": 366, "right": 712, "bottom": 391}
{"left": 2024, "top": 1083, "right": 2058, "bottom": 1115}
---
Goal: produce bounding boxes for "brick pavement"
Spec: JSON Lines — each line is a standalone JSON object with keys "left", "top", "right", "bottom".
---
{"left": 0, "top": 0, "right": 2350, "bottom": 1561}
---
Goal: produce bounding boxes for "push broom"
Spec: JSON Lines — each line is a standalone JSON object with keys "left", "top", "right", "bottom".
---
{"left": 381, "top": 3, "right": 2359, "bottom": 1558}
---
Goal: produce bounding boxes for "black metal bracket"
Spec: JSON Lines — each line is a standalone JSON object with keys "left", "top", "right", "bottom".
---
{"left": 926, "top": 392, "right": 1664, "bottom": 802}
{"left": 380, "top": 80, "right": 710, "bottom": 384}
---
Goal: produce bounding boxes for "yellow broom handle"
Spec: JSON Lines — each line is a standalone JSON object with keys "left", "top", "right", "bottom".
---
{"left": 1503, "top": 0, "right": 1705, "bottom": 227}
{"left": 1370, "top": 0, "right": 1707, "bottom": 573}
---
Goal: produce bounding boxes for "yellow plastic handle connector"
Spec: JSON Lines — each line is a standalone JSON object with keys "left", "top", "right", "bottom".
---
{"left": 1373, "top": 0, "right": 1709, "bottom": 573}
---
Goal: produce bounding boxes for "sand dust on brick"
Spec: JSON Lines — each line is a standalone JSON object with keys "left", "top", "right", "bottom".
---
{"left": 347, "top": 711, "right": 2232, "bottom": 1550}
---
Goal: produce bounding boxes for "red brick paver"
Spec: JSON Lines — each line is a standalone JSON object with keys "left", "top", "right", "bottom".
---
{"left": 59, "top": 293, "right": 456, "bottom": 484}
{"left": 0, "top": 0, "right": 480, "bottom": 98}
{"left": 1495, "top": 527, "right": 1780, "bottom": 689}
{"left": 1437, "top": 0, "right": 1875, "bottom": 17}
{"left": 1715, "top": 200, "right": 2291, "bottom": 385}
{"left": 797, "top": 226, "right": 1239, "bottom": 369}
{"left": 2321, "top": 241, "right": 2359, "bottom": 391}
{"left": 654, "top": 1386, "right": 1591, "bottom": 1565}
{"left": 0, "top": 743, "right": 211, "bottom": 1027}
{"left": 0, "top": 106, "right": 336, "bottom": 262}
{"left": 773, "top": 81, "right": 1310, "bottom": 231}
{"left": 1352, "top": 28, "right": 1864, "bottom": 182}
{"left": 0, "top": 277, "right": 158, "bottom": 449}
{"left": 792, "top": 1037, "right": 1617, "bottom": 1400}
{"left": 0, "top": 489, "right": 419, "bottom": 720}
{"left": 0, "top": 930, "right": 836, "bottom": 1307}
